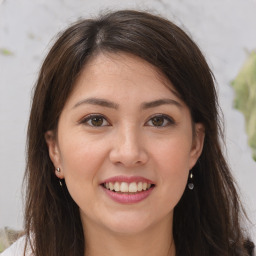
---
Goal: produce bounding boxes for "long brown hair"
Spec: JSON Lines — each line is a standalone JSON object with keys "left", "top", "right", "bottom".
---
{"left": 24, "top": 10, "right": 254, "bottom": 256}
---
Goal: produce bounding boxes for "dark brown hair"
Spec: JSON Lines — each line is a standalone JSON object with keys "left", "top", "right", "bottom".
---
{"left": 24, "top": 10, "right": 254, "bottom": 256}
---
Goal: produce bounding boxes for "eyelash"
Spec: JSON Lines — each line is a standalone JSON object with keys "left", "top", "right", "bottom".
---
{"left": 79, "top": 114, "right": 175, "bottom": 128}
{"left": 145, "top": 114, "right": 175, "bottom": 127}
{"left": 79, "top": 114, "right": 110, "bottom": 127}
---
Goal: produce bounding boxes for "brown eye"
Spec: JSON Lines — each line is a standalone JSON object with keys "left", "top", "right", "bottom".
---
{"left": 152, "top": 116, "right": 165, "bottom": 126}
{"left": 146, "top": 114, "right": 175, "bottom": 127}
{"left": 81, "top": 115, "right": 109, "bottom": 127}
{"left": 91, "top": 116, "right": 104, "bottom": 126}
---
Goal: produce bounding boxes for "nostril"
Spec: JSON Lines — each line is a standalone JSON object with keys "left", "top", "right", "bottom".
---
{"left": 109, "top": 151, "right": 148, "bottom": 167}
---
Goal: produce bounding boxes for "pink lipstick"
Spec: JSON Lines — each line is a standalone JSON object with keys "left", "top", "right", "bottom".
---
{"left": 100, "top": 176, "right": 155, "bottom": 204}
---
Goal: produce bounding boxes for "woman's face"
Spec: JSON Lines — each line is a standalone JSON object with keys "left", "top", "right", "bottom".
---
{"left": 46, "top": 53, "right": 204, "bottom": 236}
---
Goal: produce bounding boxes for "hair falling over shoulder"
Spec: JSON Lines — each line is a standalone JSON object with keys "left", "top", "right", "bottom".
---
{"left": 23, "top": 9, "right": 255, "bottom": 256}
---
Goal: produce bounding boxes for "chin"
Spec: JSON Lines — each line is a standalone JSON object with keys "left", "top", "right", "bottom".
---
{"left": 101, "top": 211, "right": 157, "bottom": 235}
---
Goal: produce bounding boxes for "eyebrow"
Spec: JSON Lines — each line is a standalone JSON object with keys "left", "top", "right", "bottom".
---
{"left": 73, "top": 98, "right": 119, "bottom": 109}
{"left": 141, "top": 98, "right": 182, "bottom": 109}
{"left": 72, "top": 97, "right": 182, "bottom": 110}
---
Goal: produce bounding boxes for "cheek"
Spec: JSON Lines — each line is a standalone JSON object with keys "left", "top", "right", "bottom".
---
{"left": 153, "top": 139, "right": 191, "bottom": 206}
{"left": 153, "top": 134, "right": 192, "bottom": 173}
{"left": 57, "top": 136, "right": 109, "bottom": 217}
{"left": 58, "top": 134, "right": 107, "bottom": 192}
{"left": 59, "top": 132, "right": 104, "bottom": 168}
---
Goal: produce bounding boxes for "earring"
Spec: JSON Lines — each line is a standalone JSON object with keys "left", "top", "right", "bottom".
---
{"left": 55, "top": 168, "right": 62, "bottom": 186}
{"left": 188, "top": 171, "right": 194, "bottom": 190}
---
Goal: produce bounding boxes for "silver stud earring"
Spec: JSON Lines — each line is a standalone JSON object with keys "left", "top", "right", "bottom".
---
{"left": 56, "top": 167, "right": 61, "bottom": 172}
{"left": 188, "top": 171, "right": 194, "bottom": 190}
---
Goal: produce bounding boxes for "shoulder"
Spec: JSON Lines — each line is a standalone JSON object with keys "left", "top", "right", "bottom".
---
{"left": 1, "top": 236, "right": 33, "bottom": 256}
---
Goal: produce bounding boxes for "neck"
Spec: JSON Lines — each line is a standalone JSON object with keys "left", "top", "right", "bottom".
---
{"left": 83, "top": 217, "right": 175, "bottom": 256}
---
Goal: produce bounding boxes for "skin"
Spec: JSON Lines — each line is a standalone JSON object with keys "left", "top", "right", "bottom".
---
{"left": 45, "top": 53, "right": 205, "bottom": 256}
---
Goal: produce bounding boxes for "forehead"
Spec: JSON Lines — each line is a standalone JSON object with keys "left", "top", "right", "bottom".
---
{"left": 84, "top": 52, "right": 162, "bottom": 80}
{"left": 65, "top": 52, "right": 182, "bottom": 108}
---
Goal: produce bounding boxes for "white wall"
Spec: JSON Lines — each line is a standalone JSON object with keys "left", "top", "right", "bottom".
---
{"left": 0, "top": 0, "right": 256, "bottom": 238}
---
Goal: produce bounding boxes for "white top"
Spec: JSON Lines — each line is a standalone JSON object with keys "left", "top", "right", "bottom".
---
{"left": 1, "top": 237, "right": 32, "bottom": 256}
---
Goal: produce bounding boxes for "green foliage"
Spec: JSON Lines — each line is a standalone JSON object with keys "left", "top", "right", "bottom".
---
{"left": 231, "top": 50, "right": 256, "bottom": 161}
{"left": 0, "top": 48, "right": 14, "bottom": 56}
{"left": 0, "top": 241, "right": 5, "bottom": 252}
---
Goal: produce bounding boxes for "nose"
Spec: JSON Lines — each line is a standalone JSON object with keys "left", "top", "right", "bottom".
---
{"left": 109, "top": 125, "right": 149, "bottom": 167}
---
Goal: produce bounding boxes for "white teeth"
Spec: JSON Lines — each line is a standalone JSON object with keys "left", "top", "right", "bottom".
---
{"left": 109, "top": 182, "right": 114, "bottom": 191}
{"left": 120, "top": 182, "right": 129, "bottom": 192}
{"left": 104, "top": 181, "right": 153, "bottom": 193}
{"left": 129, "top": 182, "right": 137, "bottom": 192}
{"left": 142, "top": 182, "right": 147, "bottom": 191}
{"left": 138, "top": 182, "right": 143, "bottom": 191}
{"left": 114, "top": 182, "right": 120, "bottom": 192}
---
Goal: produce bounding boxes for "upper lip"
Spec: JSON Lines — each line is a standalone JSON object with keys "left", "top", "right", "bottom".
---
{"left": 101, "top": 176, "right": 155, "bottom": 185}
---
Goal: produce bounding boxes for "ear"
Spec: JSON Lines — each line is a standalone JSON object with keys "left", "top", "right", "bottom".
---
{"left": 45, "top": 130, "right": 64, "bottom": 179}
{"left": 189, "top": 123, "right": 205, "bottom": 169}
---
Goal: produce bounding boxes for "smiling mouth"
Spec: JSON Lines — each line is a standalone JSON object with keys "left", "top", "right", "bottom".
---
{"left": 101, "top": 181, "right": 155, "bottom": 194}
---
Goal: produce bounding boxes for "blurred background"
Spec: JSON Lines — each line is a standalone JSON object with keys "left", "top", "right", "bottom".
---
{"left": 0, "top": 0, "right": 256, "bottom": 243}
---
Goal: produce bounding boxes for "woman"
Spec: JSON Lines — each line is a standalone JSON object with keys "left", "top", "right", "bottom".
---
{"left": 2, "top": 9, "right": 254, "bottom": 256}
